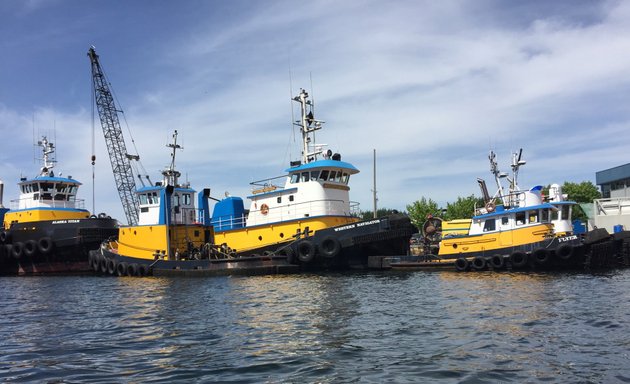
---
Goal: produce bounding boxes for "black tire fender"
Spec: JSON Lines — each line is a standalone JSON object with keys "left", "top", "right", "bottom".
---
{"left": 489, "top": 255, "right": 505, "bottom": 269}
{"left": 532, "top": 248, "right": 550, "bottom": 265}
{"left": 38, "top": 237, "right": 54, "bottom": 255}
{"left": 106, "top": 258, "right": 116, "bottom": 275}
{"left": 455, "top": 257, "right": 469, "bottom": 271}
{"left": 510, "top": 251, "right": 528, "bottom": 268}
{"left": 471, "top": 256, "right": 487, "bottom": 270}
{"left": 24, "top": 240, "right": 38, "bottom": 258}
{"left": 318, "top": 236, "right": 341, "bottom": 258}
{"left": 11, "top": 242, "right": 24, "bottom": 260}
{"left": 116, "top": 262, "right": 128, "bottom": 277}
{"left": 556, "top": 244, "right": 574, "bottom": 260}
{"left": 297, "top": 240, "right": 316, "bottom": 263}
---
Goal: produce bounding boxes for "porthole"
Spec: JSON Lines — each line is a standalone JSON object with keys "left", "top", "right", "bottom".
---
{"left": 258, "top": 236, "right": 263, "bottom": 241}
{"left": 453, "top": 243, "right": 458, "bottom": 249}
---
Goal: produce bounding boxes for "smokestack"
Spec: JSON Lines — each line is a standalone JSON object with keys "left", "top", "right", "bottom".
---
{"left": 0, "top": 180, "right": 4, "bottom": 208}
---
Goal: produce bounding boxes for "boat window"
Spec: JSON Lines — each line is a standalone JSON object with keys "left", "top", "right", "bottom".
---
{"left": 289, "top": 195, "right": 294, "bottom": 202}
{"left": 290, "top": 173, "right": 299, "bottom": 184}
{"left": 139, "top": 194, "right": 148, "bottom": 205}
{"left": 153, "top": 192, "right": 159, "bottom": 204}
{"left": 320, "top": 170, "right": 329, "bottom": 181}
{"left": 56, "top": 184, "right": 67, "bottom": 193}
{"left": 174, "top": 194, "right": 181, "bottom": 206}
{"left": 501, "top": 216, "right": 509, "bottom": 226}
{"left": 310, "top": 170, "right": 320, "bottom": 181}
{"left": 40, "top": 183, "right": 53, "bottom": 192}
{"left": 483, "top": 219, "right": 496, "bottom": 232}
{"left": 32, "top": 184, "right": 39, "bottom": 192}
{"left": 551, "top": 210, "right": 559, "bottom": 221}
{"left": 20, "top": 185, "right": 25, "bottom": 193}
{"left": 183, "top": 193, "right": 191, "bottom": 205}
{"left": 334, "top": 171, "right": 342, "bottom": 183}
{"left": 147, "top": 193, "right": 154, "bottom": 205}
{"left": 301, "top": 172, "right": 309, "bottom": 182}
{"left": 327, "top": 170, "right": 336, "bottom": 181}
{"left": 342, "top": 173, "right": 349, "bottom": 184}
{"left": 561, "top": 205, "right": 570, "bottom": 220}
{"left": 68, "top": 185, "right": 77, "bottom": 195}
{"left": 528, "top": 210, "right": 539, "bottom": 224}
{"left": 541, "top": 209, "right": 549, "bottom": 222}
{"left": 515, "top": 212, "right": 526, "bottom": 226}
{"left": 33, "top": 193, "right": 39, "bottom": 200}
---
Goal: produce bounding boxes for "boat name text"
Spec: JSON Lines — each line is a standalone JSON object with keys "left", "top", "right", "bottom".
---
{"left": 334, "top": 219, "right": 380, "bottom": 232}
{"left": 558, "top": 235, "right": 578, "bottom": 242}
{"left": 52, "top": 219, "right": 80, "bottom": 224}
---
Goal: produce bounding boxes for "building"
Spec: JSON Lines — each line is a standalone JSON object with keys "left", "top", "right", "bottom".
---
{"left": 593, "top": 163, "right": 630, "bottom": 232}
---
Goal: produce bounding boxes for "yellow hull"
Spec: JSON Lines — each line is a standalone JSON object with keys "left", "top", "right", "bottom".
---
{"left": 214, "top": 216, "right": 359, "bottom": 253}
{"left": 3, "top": 209, "right": 90, "bottom": 229}
{"left": 439, "top": 223, "right": 553, "bottom": 257}
{"left": 116, "top": 224, "right": 212, "bottom": 261}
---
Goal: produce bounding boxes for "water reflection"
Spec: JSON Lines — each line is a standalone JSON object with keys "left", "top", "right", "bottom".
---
{"left": 0, "top": 270, "right": 629, "bottom": 383}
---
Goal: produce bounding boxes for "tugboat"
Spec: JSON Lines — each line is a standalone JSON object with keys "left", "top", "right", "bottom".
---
{"left": 89, "top": 131, "right": 298, "bottom": 277}
{"left": 0, "top": 137, "right": 118, "bottom": 275}
{"left": 392, "top": 149, "right": 630, "bottom": 272}
{"left": 207, "top": 89, "right": 416, "bottom": 269}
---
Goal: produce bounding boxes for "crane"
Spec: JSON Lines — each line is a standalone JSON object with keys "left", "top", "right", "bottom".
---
{"left": 87, "top": 47, "right": 139, "bottom": 225}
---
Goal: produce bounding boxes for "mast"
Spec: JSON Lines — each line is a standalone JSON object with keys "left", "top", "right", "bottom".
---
{"left": 293, "top": 89, "right": 324, "bottom": 164}
{"left": 373, "top": 149, "right": 377, "bottom": 218}
{"left": 162, "top": 130, "right": 183, "bottom": 187}
{"left": 36, "top": 136, "right": 56, "bottom": 177}
{"left": 87, "top": 47, "right": 139, "bottom": 225}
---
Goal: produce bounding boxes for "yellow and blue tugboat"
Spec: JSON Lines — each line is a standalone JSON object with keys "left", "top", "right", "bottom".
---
{"left": 89, "top": 131, "right": 298, "bottom": 277}
{"left": 393, "top": 150, "right": 612, "bottom": 272}
{"left": 206, "top": 89, "right": 415, "bottom": 269}
{"left": 0, "top": 137, "right": 118, "bottom": 275}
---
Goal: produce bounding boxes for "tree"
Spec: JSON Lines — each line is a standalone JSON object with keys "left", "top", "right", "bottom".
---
{"left": 561, "top": 181, "right": 601, "bottom": 203}
{"left": 406, "top": 197, "right": 441, "bottom": 229}
{"left": 359, "top": 208, "right": 403, "bottom": 220}
{"left": 443, "top": 195, "right": 483, "bottom": 220}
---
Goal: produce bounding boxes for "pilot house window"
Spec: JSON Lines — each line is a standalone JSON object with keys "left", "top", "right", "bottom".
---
{"left": 483, "top": 219, "right": 496, "bottom": 232}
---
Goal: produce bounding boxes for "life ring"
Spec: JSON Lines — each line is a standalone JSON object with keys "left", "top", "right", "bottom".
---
{"left": 297, "top": 240, "right": 316, "bottom": 263}
{"left": 532, "top": 248, "right": 550, "bottom": 265}
{"left": 555, "top": 244, "right": 574, "bottom": 260}
{"left": 260, "top": 203, "right": 269, "bottom": 215}
{"left": 489, "top": 254, "right": 505, "bottom": 269}
{"left": 116, "top": 262, "right": 128, "bottom": 276}
{"left": 510, "top": 251, "right": 528, "bottom": 268}
{"left": 472, "top": 256, "right": 487, "bottom": 270}
{"left": 37, "top": 237, "right": 54, "bottom": 255}
{"left": 24, "top": 240, "right": 38, "bottom": 258}
{"left": 455, "top": 257, "right": 469, "bottom": 271}
{"left": 485, "top": 202, "right": 496, "bottom": 212}
{"left": 318, "top": 236, "right": 341, "bottom": 258}
{"left": 11, "top": 242, "right": 24, "bottom": 259}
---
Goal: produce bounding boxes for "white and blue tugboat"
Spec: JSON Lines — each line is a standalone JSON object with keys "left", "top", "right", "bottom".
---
{"left": 206, "top": 89, "right": 416, "bottom": 269}
{"left": 0, "top": 137, "right": 118, "bottom": 275}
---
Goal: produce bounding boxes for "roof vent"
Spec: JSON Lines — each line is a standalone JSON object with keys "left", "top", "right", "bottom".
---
{"left": 332, "top": 153, "right": 341, "bottom": 161}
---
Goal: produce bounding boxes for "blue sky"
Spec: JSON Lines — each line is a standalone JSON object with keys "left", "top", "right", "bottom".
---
{"left": 1, "top": 0, "right": 630, "bottom": 222}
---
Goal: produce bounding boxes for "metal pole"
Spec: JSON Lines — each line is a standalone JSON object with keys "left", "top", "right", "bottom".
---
{"left": 373, "top": 149, "right": 377, "bottom": 218}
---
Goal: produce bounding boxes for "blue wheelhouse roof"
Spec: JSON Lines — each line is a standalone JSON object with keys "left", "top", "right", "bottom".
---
{"left": 19, "top": 176, "right": 82, "bottom": 185}
{"left": 285, "top": 159, "right": 359, "bottom": 174}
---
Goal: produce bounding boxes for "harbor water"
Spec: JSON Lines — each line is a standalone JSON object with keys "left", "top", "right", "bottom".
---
{"left": 1, "top": 270, "right": 629, "bottom": 383}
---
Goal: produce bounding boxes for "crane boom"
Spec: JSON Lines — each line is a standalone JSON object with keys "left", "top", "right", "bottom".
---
{"left": 87, "top": 47, "right": 139, "bottom": 225}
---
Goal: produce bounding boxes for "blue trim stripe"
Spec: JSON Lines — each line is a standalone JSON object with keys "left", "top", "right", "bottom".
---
{"left": 285, "top": 159, "right": 359, "bottom": 174}
{"left": 473, "top": 203, "right": 557, "bottom": 219}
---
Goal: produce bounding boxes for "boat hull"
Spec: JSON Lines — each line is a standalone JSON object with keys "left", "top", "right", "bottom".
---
{"left": 233, "top": 213, "right": 417, "bottom": 270}
{"left": 0, "top": 217, "right": 118, "bottom": 275}
{"left": 89, "top": 245, "right": 299, "bottom": 277}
